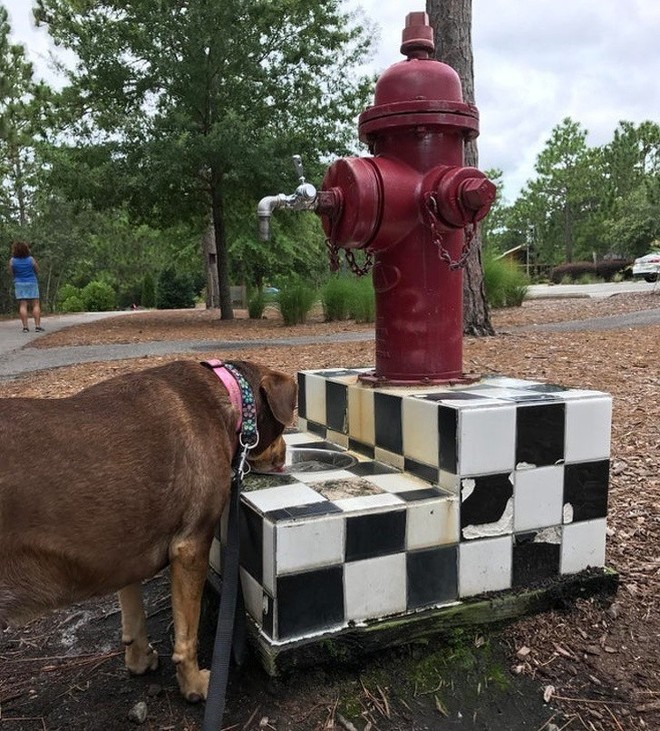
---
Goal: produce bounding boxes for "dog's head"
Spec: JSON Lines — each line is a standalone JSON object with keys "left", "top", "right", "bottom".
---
{"left": 226, "top": 361, "right": 297, "bottom": 467}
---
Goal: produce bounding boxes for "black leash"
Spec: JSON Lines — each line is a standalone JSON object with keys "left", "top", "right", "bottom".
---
{"left": 202, "top": 448, "right": 249, "bottom": 731}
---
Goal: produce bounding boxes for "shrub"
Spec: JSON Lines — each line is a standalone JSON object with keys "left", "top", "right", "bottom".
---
{"left": 321, "top": 276, "right": 353, "bottom": 321}
{"left": 248, "top": 289, "right": 266, "bottom": 319}
{"left": 550, "top": 262, "right": 596, "bottom": 283}
{"left": 141, "top": 272, "right": 156, "bottom": 308}
{"left": 483, "top": 255, "right": 529, "bottom": 308}
{"left": 347, "top": 276, "right": 375, "bottom": 323}
{"left": 278, "top": 281, "right": 317, "bottom": 325}
{"left": 60, "top": 295, "right": 85, "bottom": 313}
{"left": 81, "top": 281, "right": 116, "bottom": 312}
{"left": 57, "top": 283, "right": 81, "bottom": 308}
{"left": 595, "top": 259, "right": 633, "bottom": 282}
{"left": 156, "top": 266, "right": 196, "bottom": 309}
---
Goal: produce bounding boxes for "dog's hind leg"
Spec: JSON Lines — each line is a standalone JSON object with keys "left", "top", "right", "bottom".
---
{"left": 169, "top": 538, "right": 211, "bottom": 703}
{"left": 118, "top": 583, "right": 159, "bottom": 675}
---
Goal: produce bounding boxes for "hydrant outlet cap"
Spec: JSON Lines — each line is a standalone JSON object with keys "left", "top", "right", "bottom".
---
{"left": 401, "top": 12, "right": 434, "bottom": 58}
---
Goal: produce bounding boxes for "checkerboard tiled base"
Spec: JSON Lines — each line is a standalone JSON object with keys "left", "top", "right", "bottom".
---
{"left": 209, "top": 370, "right": 612, "bottom": 651}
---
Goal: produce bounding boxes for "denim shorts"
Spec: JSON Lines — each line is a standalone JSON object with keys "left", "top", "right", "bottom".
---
{"left": 14, "top": 282, "right": 39, "bottom": 300}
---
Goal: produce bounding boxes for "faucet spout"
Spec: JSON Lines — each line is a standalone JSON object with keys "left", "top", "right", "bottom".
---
{"left": 257, "top": 194, "right": 288, "bottom": 241}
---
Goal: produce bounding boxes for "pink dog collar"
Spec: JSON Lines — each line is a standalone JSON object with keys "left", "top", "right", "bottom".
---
{"left": 202, "top": 359, "right": 243, "bottom": 432}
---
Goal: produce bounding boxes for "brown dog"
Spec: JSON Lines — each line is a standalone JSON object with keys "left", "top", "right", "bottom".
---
{"left": 0, "top": 359, "right": 296, "bottom": 701}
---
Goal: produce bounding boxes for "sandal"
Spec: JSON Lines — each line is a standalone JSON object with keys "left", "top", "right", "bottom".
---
{"left": 22, "top": 327, "right": 29, "bottom": 333}
{"left": 35, "top": 326, "right": 45, "bottom": 332}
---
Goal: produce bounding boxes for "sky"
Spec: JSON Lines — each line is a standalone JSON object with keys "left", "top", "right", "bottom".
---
{"left": 4, "top": 0, "right": 660, "bottom": 200}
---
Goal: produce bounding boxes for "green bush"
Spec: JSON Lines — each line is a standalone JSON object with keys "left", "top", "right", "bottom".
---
{"left": 347, "top": 276, "right": 375, "bottom": 323}
{"left": 156, "top": 266, "right": 196, "bottom": 309}
{"left": 483, "top": 255, "right": 529, "bottom": 308}
{"left": 321, "top": 276, "right": 353, "bottom": 321}
{"left": 278, "top": 281, "right": 317, "bottom": 325}
{"left": 141, "top": 272, "right": 156, "bottom": 308}
{"left": 81, "top": 281, "right": 116, "bottom": 312}
{"left": 60, "top": 295, "right": 85, "bottom": 313}
{"left": 248, "top": 289, "right": 266, "bottom": 319}
{"left": 57, "top": 283, "right": 82, "bottom": 308}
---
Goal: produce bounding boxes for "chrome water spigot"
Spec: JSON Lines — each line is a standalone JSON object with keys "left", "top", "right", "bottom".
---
{"left": 257, "top": 155, "right": 318, "bottom": 241}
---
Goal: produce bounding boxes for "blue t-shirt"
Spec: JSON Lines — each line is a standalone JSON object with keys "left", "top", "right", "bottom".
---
{"left": 11, "top": 256, "right": 37, "bottom": 284}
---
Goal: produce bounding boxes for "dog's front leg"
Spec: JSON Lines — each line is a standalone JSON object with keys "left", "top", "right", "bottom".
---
{"left": 169, "top": 538, "right": 211, "bottom": 702}
{"left": 118, "top": 583, "right": 159, "bottom": 675}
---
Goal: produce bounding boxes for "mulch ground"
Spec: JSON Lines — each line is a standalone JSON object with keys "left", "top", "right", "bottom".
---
{"left": 1, "top": 292, "right": 659, "bottom": 730}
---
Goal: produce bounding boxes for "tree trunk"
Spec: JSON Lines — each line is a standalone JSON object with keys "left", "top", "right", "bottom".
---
{"left": 210, "top": 167, "right": 234, "bottom": 320}
{"left": 427, "top": 0, "right": 494, "bottom": 336}
{"left": 202, "top": 213, "right": 220, "bottom": 309}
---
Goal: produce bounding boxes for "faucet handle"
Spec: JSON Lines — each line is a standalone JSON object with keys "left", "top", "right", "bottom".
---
{"left": 292, "top": 154, "right": 305, "bottom": 182}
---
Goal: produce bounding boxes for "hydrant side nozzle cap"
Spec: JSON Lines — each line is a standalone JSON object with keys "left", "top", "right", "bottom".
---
{"left": 401, "top": 11, "right": 434, "bottom": 59}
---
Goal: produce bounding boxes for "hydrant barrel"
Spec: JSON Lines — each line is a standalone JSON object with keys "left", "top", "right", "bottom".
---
{"left": 317, "top": 11, "right": 494, "bottom": 383}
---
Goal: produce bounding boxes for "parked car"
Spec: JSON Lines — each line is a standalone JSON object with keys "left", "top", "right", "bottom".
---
{"left": 632, "top": 251, "right": 660, "bottom": 282}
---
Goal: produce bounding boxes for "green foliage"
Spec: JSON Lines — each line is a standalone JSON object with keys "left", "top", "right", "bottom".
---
{"left": 156, "top": 266, "right": 196, "bottom": 310}
{"left": 347, "top": 276, "right": 375, "bottom": 323}
{"left": 60, "top": 294, "right": 85, "bottom": 313}
{"left": 321, "top": 276, "right": 353, "bottom": 321}
{"left": 81, "top": 280, "right": 116, "bottom": 311}
{"left": 247, "top": 289, "right": 266, "bottom": 320}
{"left": 483, "top": 255, "right": 529, "bottom": 308}
{"left": 277, "top": 281, "right": 317, "bottom": 325}
{"left": 141, "top": 272, "right": 156, "bottom": 308}
{"left": 56, "top": 283, "right": 80, "bottom": 306}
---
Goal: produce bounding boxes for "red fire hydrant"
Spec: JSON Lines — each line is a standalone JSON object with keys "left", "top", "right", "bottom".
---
{"left": 315, "top": 11, "right": 495, "bottom": 384}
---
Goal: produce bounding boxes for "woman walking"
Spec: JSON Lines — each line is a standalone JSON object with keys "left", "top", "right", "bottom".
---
{"left": 8, "top": 240, "right": 43, "bottom": 333}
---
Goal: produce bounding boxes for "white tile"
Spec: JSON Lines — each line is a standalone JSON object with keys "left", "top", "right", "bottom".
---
{"left": 295, "top": 416, "right": 307, "bottom": 432}
{"left": 240, "top": 568, "right": 264, "bottom": 626}
{"left": 513, "top": 465, "right": 564, "bottom": 532}
{"left": 305, "top": 373, "right": 327, "bottom": 424}
{"left": 209, "top": 537, "right": 221, "bottom": 574}
{"left": 374, "top": 447, "right": 405, "bottom": 470}
{"left": 564, "top": 397, "right": 612, "bottom": 463}
{"left": 438, "top": 470, "right": 461, "bottom": 494}
{"left": 561, "top": 519, "right": 607, "bottom": 574}
{"left": 365, "top": 472, "right": 430, "bottom": 493}
{"left": 406, "top": 497, "right": 459, "bottom": 550}
{"left": 333, "top": 493, "right": 405, "bottom": 513}
{"left": 480, "top": 376, "right": 543, "bottom": 388}
{"left": 327, "top": 430, "right": 349, "bottom": 448}
{"left": 276, "top": 515, "right": 345, "bottom": 574}
{"left": 402, "top": 397, "right": 439, "bottom": 466}
{"left": 458, "top": 405, "right": 516, "bottom": 475}
{"left": 347, "top": 383, "right": 375, "bottom": 445}
{"left": 459, "top": 536, "right": 512, "bottom": 597}
{"left": 559, "top": 389, "right": 608, "bottom": 400}
{"left": 262, "top": 520, "right": 276, "bottom": 594}
{"left": 243, "top": 483, "right": 326, "bottom": 513}
{"left": 284, "top": 431, "right": 324, "bottom": 446}
{"left": 344, "top": 553, "right": 407, "bottom": 621}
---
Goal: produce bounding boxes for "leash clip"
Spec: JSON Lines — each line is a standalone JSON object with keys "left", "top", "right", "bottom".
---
{"left": 236, "top": 428, "right": 259, "bottom": 481}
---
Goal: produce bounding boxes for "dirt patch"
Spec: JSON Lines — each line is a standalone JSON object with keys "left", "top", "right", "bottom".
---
{"left": 1, "top": 292, "right": 659, "bottom": 730}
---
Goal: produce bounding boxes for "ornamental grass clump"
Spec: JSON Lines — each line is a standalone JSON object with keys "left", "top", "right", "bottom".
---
{"left": 277, "top": 281, "right": 317, "bottom": 325}
{"left": 483, "top": 254, "right": 529, "bottom": 308}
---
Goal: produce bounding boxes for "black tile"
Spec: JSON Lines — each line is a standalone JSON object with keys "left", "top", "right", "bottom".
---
{"left": 407, "top": 545, "right": 458, "bottom": 609}
{"left": 396, "top": 488, "right": 446, "bottom": 503}
{"left": 423, "top": 391, "right": 487, "bottom": 401}
{"left": 404, "top": 458, "right": 438, "bottom": 484}
{"left": 461, "top": 473, "right": 513, "bottom": 538}
{"left": 297, "top": 373, "right": 307, "bottom": 419}
{"left": 348, "top": 438, "right": 375, "bottom": 459}
{"left": 323, "top": 369, "right": 362, "bottom": 378}
{"left": 564, "top": 460, "right": 609, "bottom": 521}
{"left": 516, "top": 403, "right": 566, "bottom": 466}
{"left": 374, "top": 392, "right": 403, "bottom": 454}
{"left": 348, "top": 460, "right": 399, "bottom": 476}
{"left": 326, "top": 381, "right": 348, "bottom": 433}
{"left": 522, "top": 383, "right": 568, "bottom": 393}
{"left": 438, "top": 406, "right": 458, "bottom": 473}
{"left": 512, "top": 531, "right": 561, "bottom": 587}
{"left": 276, "top": 566, "right": 344, "bottom": 639}
{"left": 265, "top": 502, "right": 343, "bottom": 522}
{"left": 239, "top": 504, "right": 263, "bottom": 583}
{"left": 306, "top": 421, "right": 327, "bottom": 437}
{"left": 345, "top": 510, "right": 406, "bottom": 561}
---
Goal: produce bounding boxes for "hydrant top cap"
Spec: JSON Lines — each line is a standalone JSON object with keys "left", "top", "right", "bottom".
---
{"left": 401, "top": 11, "right": 434, "bottom": 58}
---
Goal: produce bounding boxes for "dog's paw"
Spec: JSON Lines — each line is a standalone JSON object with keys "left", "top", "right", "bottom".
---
{"left": 180, "top": 668, "right": 210, "bottom": 703}
{"left": 125, "top": 643, "right": 159, "bottom": 675}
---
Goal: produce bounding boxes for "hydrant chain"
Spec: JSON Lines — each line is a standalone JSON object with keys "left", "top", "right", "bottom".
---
{"left": 424, "top": 193, "right": 476, "bottom": 271}
{"left": 345, "top": 248, "right": 374, "bottom": 277}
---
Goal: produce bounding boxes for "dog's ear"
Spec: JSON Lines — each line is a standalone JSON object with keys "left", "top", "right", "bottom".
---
{"left": 260, "top": 371, "right": 297, "bottom": 426}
